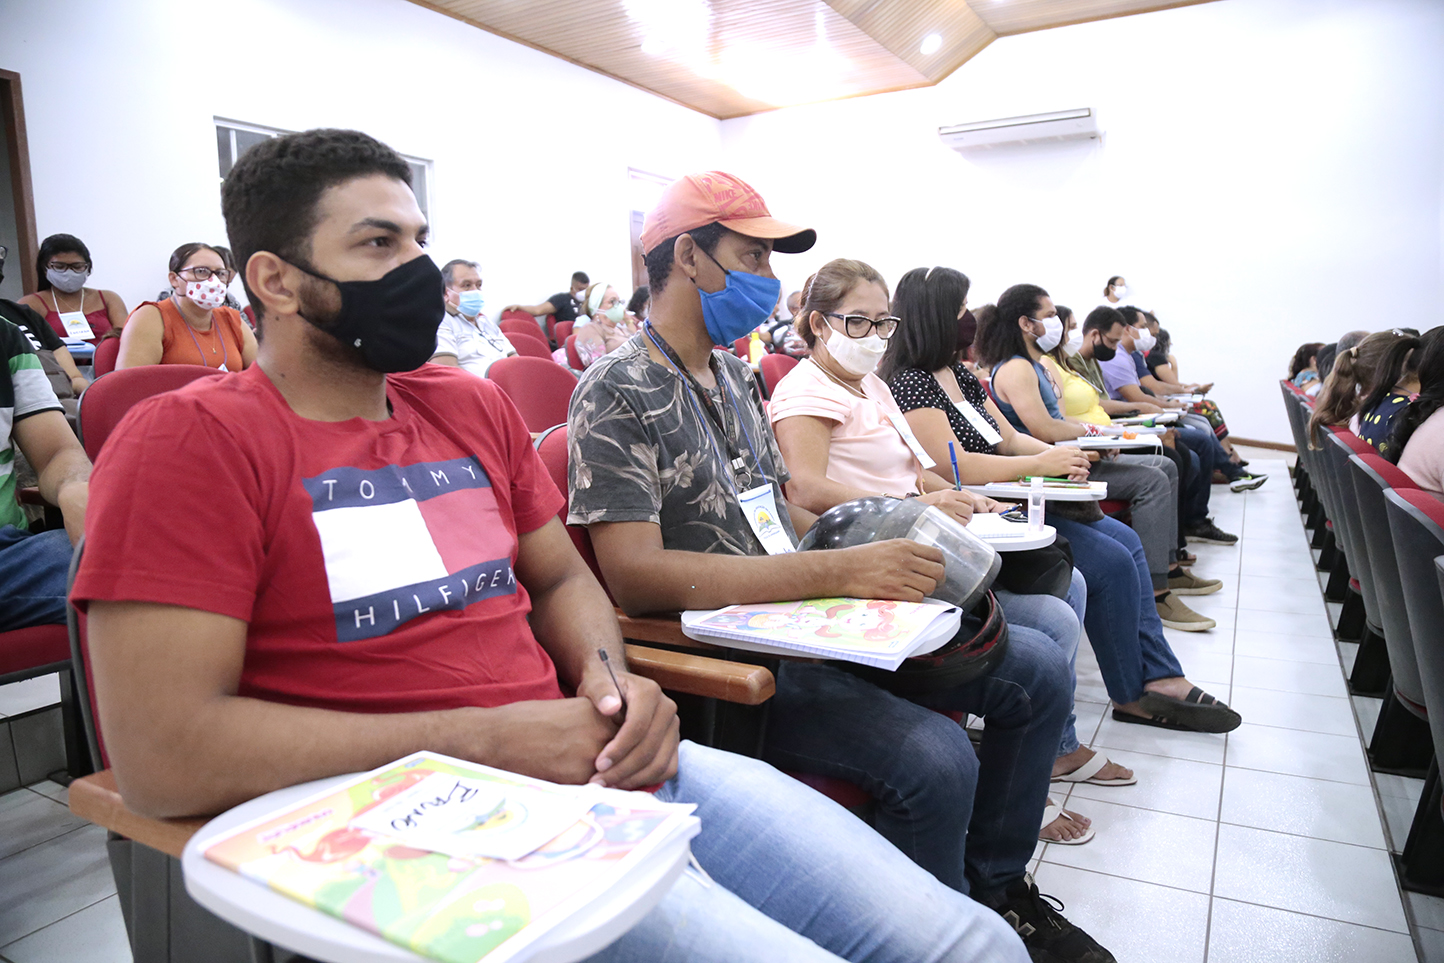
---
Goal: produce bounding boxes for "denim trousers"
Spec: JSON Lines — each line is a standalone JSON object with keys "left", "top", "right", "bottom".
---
{"left": 589, "top": 741, "right": 1029, "bottom": 963}
{"left": 1173, "top": 423, "right": 1219, "bottom": 522}
{"left": 996, "top": 569, "right": 1087, "bottom": 757}
{"left": 1049, "top": 515, "right": 1186, "bottom": 705}
{"left": 1090, "top": 455, "right": 1178, "bottom": 588}
{"left": 1181, "top": 412, "right": 1242, "bottom": 480}
{"left": 762, "top": 611, "right": 1071, "bottom": 898}
{"left": 0, "top": 526, "right": 72, "bottom": 632}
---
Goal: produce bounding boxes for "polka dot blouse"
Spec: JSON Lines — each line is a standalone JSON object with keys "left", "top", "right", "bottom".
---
{"left": 888, "top": 364, "right": 1001, "bottom": 455}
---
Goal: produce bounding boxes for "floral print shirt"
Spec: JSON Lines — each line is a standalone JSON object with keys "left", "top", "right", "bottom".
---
{"left": 567, "top": 335, "right": 796, "bottom": 557}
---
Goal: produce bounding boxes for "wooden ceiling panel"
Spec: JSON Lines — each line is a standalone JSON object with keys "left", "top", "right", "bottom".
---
{"left": 405, "top": 0, "right": 1221, "bottom": 118}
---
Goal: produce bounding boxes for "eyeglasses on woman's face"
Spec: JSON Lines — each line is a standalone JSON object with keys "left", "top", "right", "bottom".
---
{"left": 47, "top": 260, "right": 90, "bottom": 274}
{"left": 176, "top": 266, "right": 229, "bottom": 282}
{"left": 826, "top": 312, "right": 899, "bottom": 340}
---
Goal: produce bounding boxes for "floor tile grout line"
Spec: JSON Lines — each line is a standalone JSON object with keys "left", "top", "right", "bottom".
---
{"left": 1032, "top": 857, "right": 1215, "bottom": 897}
{"left": 0, "top": 821, "right": 93, "bottom": 867}
{"left": 0, "top": 893, "right": 119, "bottom": 953}
{"left": 1207, "top": 893, "right": 1415, "bottom": 937}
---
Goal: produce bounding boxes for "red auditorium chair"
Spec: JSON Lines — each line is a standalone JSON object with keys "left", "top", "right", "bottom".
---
{"left": 486, "top": 356, "right": 578, "bottom": 432}
{"left": 91, "top": 337, "right": 122, "bottom": 377}
{"left": 505, "top": 333, "right": 553, "bottom": 360}
{"left": 733, "top": 337, "right": 750, "bottom": 358}
{"left": 0, "top": 623, "right": 90, "bottom": 779}
{"left": 759, "top": 353, "right": 798, "bottom": 397}
{"left": 1382, "top": 487, "right": 1444, "bottom": 892}
{"left": 499, "top": 308, "right": 534, "bottom": 323}
{"left": 76, "top": 366, "right": 224, "bottom": 461}
{"left": 554, "top": 321, "right": 574, "bottom": 347}
{"left": 500, "top": 319, "right": 546, "bottom": 341}
{"left": 564, "top": 334, "right": 584, "bottom": 372}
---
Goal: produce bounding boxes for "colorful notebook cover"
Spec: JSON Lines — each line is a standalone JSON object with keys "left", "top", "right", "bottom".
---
{"left": 202, "top": 752, "right": 698, "bottom": 963}
{"left": 681, "top": 598, "right": 959, "bottom": 669}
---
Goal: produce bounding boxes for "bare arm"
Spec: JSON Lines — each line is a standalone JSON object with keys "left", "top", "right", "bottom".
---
{"left": 52, "top": 346, "right": 90, "bottom": 394}
{"left": 429, "top": 353, "right": 460, "bottom": 366}
{"left": 773, "top": 414, "right": 887, "bottom": 513}
{"left": 102, "top": 289, "right": 130, "bottom": 331}
{"left": 992, "top": 358, "right": 1086, "bottom": 443}
{"left": 588, "top": 520, "right": 945, "bottom": 616}
{"left": 114, "top": 305, "right": 165, "bottom": 369}
{"left": 1139, "top": 372, "right": 1191, "bottom": 396}
{"left": 14, "top": 409, "right": 90, "bottom": 544}
{"left": 1100, "top": 396, "right": 1161, "bottom": 415}
{"left": 904, "top": 406, "right": 1088, "bottom": 484}
{"left": 239, "top": 324, "right": 259, "bottom": 369}
{"left": 503, "top": 303, "right": 557, "bottom": 317}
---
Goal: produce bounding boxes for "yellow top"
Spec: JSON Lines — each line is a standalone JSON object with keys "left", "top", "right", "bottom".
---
{"left": 1042, "top": 355, "right": 1111, "bottom": 426}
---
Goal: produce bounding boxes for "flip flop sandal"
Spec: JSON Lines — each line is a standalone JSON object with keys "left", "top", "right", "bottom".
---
{"left": 1039, "top": 802, "right": 1095, "bottom": 845}
{"left": 1111, "top": 708, "right": 1192, "bottom": 731}
{"left": 1051, "top": 752, "right": 1137, "bottom": 787}
{"left": 1138, "top": 687, "right": 1242, "bottom": 733}
{"left": 1178, "top": 551, "right": 1198, "bottom": 565}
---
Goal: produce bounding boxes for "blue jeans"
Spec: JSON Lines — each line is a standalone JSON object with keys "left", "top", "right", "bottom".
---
{"left": 1049, "top": 515, "right": 1186, "bottom": 705}
{"left": 1173, "top": 423, "right": 1218, "bottom": 523}
{"left": 590, "top": 742, "right": 1029, "bottom": 963}
{"left": 1182, "top": 413, "right": 1242, "bottom": 480}
{"left": 996, "top": 569, "right": 1087, "bottom": 756}
{"left": 0, "top": 526, "right": 71, "bottom": 632}
{"left": 762, "top": 616, "right": 1071, "bottom": 897}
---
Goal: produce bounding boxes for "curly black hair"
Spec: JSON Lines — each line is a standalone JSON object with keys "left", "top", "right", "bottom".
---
{"left": 221, "top": 128, "right": 413, "bottom": 321}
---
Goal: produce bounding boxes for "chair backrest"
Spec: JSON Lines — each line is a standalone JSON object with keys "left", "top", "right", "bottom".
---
{"left": 564, "top": 334, "right": 584, "bottom": 371}
{"left": 1383, "top": 487, "right": 1444, "bottom": 754}
{"left": 546, "top": 315, "right": 562, "bottom": 348}
{"left": 500, "top": 319, "right": 545, "bottom": 340}
{"left": 759, "top": 353, "right": 799, "bottom": 396}
{"left": 534, "top": 425, "right": 614, "bottom": 600}
{"left": 554, "top": 321, "right": 574, "bottom": 346}
{"left": 1323, "top": 430, "right": 1379, "bottom": 623}
{"left": 733, "top": 337, "right": 750, "bottom": 358}
{"left": 1348, "top": 452, "right": 1426, "bottom": 714}
{"left": 92, "top": 337, "right": 122, "bottom": 377}
{"left": 499, "top": 308, "right": 534, "bottom": 323}
{"left": 505, "top": 333, "right": 553, "bottom": 359}
{"left": 76, "top": 366, "right": 225, "bottom": 461}
{"left": 65, "top": 538, "right": 107, "bottom": 769}
{"left": 485, "top": 356, "right": 578, "bottom": 432}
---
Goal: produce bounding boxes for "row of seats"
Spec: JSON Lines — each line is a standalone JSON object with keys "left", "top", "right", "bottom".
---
{"left": 1279, "top": 379, "right": 1444, "bottom": 892}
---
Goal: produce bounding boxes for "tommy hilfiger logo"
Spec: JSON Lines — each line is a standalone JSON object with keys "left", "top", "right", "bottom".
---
{"left": 304, "top": 456, "right": 516, "bottom": 642}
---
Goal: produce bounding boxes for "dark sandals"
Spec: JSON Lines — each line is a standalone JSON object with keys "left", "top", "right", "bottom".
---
{"left": 1118, "top": 687, "right": 1243, "bottom": 734}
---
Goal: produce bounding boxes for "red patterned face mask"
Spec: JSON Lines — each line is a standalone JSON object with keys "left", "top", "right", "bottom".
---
{"left": 185, "top": 277, "right": 228, "bottom": 310}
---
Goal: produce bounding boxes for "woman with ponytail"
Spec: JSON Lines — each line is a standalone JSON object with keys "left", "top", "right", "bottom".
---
{"left": 1307, "top": 330, "right": 1408, "bottom": 446}
{"left": 1389, "top": 327, "right": 1444, "bottom": 496}
{"left": 1354, "top": 332, "right": 1423, "bottom": 456}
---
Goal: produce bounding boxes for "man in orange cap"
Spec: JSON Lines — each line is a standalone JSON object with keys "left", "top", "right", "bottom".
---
{"left": 570, "top": 172, "right": 1115, "bottom": 963}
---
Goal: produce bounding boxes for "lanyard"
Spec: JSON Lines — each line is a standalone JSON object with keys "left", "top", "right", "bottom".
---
{"left": 643, "top": 321, "right": 769, "bottom": 490}
{"left": 180, "top": 304, "right": 231, "bottom": 370}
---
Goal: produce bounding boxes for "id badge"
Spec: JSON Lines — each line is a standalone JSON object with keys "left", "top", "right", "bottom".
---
{"left": 58, "top": 311, "right": 92, "bottom": 340}
{"left": 738, "top": 484, "right": 794, "bottom": 555}
{"left": 954, "top": 399, "right": 1003, "bottom": 446}
{"left": 884, "top": 414, "right": 936, "bottom": 469}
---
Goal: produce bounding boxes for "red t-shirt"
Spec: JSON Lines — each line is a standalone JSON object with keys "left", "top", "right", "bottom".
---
{"left": 72, "top": 364, "right": 567, "bottom": 714}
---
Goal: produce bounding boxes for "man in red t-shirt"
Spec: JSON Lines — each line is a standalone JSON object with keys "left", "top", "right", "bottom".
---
{"left": 72, "top": 129, "right": 1023, "bottom": 963}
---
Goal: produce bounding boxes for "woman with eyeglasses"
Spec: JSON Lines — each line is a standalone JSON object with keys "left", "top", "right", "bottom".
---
{"left": 19, "top": 234, "right": 130, "bottom": 345}
{"left": 116, "top": 242, "right": 257, "bottom": 371}
{"left": 769, "top": 259, "right": 1100, "bottom": 844}
{"left": 570, "top": 282, "right": 637, "bottom": 369}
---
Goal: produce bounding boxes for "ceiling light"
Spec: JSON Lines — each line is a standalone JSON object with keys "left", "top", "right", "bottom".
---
{"left": 920, "top": 33, "right": 942, "bottom": 55}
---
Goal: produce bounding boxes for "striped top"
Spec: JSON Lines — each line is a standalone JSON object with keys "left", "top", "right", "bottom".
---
{"left": 1, "top": 320, "right": 65, "bottom": 529}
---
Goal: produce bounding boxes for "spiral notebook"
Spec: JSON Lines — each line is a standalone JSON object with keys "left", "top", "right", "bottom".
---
{"left": 680, "top": 598, "right": 961, "bottom": 670}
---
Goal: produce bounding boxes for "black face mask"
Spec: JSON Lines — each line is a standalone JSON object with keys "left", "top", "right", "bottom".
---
{"left": 1092, "top": 338, "right": 1117, "bottom": 363}
{"left": 294, "top": 254, "right": 446, "bottom": 373}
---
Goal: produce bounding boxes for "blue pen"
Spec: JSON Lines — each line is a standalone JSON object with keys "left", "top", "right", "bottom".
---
{"left": 949, "top": 441, "right": 961, "bottom": 491}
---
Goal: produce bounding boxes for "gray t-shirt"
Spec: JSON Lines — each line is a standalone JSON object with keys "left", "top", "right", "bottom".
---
{"left": 568, "top": 334, "right": 796, "bottom": 557}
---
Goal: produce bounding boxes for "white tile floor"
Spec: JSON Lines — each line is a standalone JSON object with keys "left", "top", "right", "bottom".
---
{"left": 0, "top": 449, "right": 1439, "bottom": 962}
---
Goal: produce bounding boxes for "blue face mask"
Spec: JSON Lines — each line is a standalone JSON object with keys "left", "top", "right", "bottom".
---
{"left": 456, "top": 289, "right": 484, "bottom": 318}
{"left": 694, "top": 246, "right": 781, "bottom": 347}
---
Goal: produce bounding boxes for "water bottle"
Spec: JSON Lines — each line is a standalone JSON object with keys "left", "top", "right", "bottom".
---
{"left": 1028, "top": 476, "right": 1046, "bottom": 532}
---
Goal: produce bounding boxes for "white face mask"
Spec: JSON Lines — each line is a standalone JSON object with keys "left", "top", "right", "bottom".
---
{"left": 820, "top": 322, "right": 886, "bottom": 377}
{"left": 1035, "top": 316, "right": 1064, "bottom": 353}
{"left": 1135, "top": 329, "right": 1157, "bottom": 354}
{"left": 184, "top": 277, "right": 228, "bottom": 310}
{"left": 1064, "top": 330, "right": 1084, "bottom": 356}
{"left": 1112, "top": 284, "right": 1127, "bottom": 299}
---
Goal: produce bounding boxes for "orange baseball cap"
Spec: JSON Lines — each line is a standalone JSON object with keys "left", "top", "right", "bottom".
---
{"left": 639, "top": 171, "right": 816, "bottom": 256}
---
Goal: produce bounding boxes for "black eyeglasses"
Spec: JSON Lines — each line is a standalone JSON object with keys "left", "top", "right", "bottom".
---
{"left": 46, "top": 261, "right": 89, "bottom": 274}
{"left": 826, "top": 312, "right": 900, "bottom": 340}
{"left": 176, "top": 266, "right": 228, "bottom": 282}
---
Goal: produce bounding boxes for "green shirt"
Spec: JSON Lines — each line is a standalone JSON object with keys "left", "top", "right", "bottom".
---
{"left": 2, "top": 319, "right": 64, "bottom": 529}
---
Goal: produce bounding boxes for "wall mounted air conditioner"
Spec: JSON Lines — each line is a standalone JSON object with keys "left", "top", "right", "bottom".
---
{"left": 939, "top": 108, "right": 1099, "bottom": 151}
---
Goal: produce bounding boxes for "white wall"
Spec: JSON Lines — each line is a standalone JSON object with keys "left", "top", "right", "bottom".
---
{"left": 720, "top": 0, "right": 1444, "bottom": 444}
{"left": 0, "top": 0, "right": 720, "bottom": 317}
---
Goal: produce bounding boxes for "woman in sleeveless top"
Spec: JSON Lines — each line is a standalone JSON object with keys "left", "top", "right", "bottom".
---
{"left": 888, "top": 268, "right": 1238, "bottom": 738}
{"left": 116, "top": 243, "right": 257, "bottom": 371}
{"left": 19, "top": 233, "right": 129, "bottom": 345}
